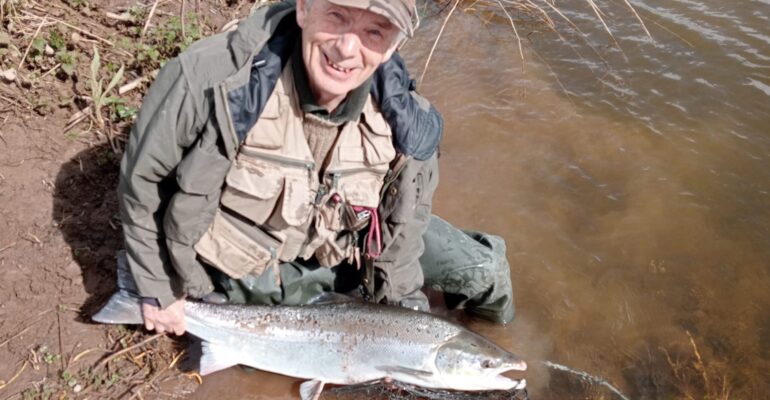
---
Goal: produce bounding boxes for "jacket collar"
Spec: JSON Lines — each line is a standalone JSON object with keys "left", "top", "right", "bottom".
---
{"left": 229, "top": 1, "right": 299, "bottom": 68}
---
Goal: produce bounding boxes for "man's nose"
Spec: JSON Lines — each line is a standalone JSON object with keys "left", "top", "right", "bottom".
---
{"left": 334, "top": 32, "right": 361, "bottom": 57}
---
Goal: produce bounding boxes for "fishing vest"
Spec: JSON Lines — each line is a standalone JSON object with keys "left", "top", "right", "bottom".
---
{"left": 194, "top": 63, "right": 396, "bottom": 281}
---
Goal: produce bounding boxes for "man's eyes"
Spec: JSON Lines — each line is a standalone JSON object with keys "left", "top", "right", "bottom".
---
{"left": 329, "top": 11, "right": 345, "bottom": 22}
{"left": 366, "top": 29, "right": 383, "bottom": 39}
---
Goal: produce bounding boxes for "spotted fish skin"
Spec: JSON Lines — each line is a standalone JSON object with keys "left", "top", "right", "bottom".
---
{"left": 93, "top": 291, "right": 527, "bottom": 398}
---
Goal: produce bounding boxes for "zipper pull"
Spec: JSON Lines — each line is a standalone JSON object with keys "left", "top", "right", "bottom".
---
{"left": 314, "top": 186, "right": 327, "bottom": 205}
{"left": 332, "top": 172, "right": 341, "bottom": 189}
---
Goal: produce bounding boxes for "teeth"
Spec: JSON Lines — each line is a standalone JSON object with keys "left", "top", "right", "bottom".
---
{"left": 326, "top": 55, "right": 349, "bottom": 73}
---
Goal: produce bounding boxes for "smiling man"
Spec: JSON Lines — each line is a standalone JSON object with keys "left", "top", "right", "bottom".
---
{"left": 116, "top": 0, "right": 515, "bottom": 336}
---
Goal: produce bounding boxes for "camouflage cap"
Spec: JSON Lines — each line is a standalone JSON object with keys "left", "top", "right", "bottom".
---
{"left": 327, "top": 0, "right": 419, "bottom": 38}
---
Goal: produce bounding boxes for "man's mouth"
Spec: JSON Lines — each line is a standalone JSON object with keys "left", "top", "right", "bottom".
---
{"left": 323, "top": 52, "right": 354, "bottom": 77}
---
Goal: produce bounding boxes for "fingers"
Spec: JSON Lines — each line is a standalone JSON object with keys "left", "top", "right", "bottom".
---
{"left": 141, "top": 299, "right": 186, "bottom": 335}
{"left": 172, "top": 325, "right": 185, "bottom": 336}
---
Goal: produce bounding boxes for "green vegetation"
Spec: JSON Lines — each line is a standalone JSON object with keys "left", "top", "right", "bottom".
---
{"left": 131, "top": 13, "right": 202, "bottom": 71}
{"left": 89, "top": 46, "right": 124, "bottom": 130}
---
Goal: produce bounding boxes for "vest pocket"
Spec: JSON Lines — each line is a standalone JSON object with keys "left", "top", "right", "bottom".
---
{"left": 280, "top": 175, "right": 313, "bottom": 226}
{"left": 361, "top": 113, "right": 396, "bottom": 166}
{"left": 242, "top": 92, "right": 285, "bottom": 150}
{"left": 315, "top": 234, "right": 355, "bottom": 268}
{"left": 220, "top": 158, "right": 284, "bottom": 225}
{"left": 339, "top": 174, "right": 383, "bottom": 208}
{"left": 194, "top": 209, "right": 280, "bottom": 279}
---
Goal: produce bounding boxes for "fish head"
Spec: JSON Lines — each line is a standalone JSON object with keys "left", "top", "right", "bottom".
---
{"left": 433, "top": 331, "right": 527, "bottom": 391}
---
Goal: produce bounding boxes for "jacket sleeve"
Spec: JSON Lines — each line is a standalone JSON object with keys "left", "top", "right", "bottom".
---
{"left": 117, "top": 58, "right": 202, "bottom": 308}
{"left": 372, "top": 52, "right": 443, "bottom": 161}
{"left": 371, "top": 153, "right": 439, "bottom": 306}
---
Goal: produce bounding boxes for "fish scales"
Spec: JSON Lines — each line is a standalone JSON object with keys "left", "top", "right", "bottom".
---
{"left": 93, "top": 290, "right": 527, "bottom": 399}
{"left": 185, "top": 301, "right": 459, "bottom": 383}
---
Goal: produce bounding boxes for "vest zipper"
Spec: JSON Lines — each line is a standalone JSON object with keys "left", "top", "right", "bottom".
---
{"left": 218, "top": 83, "right": 240, "bottom": 158}
{"left": 327, "top": 168, "right": 386, "bottom": 189}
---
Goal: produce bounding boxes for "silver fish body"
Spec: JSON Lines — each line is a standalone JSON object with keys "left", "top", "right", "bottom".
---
{"left": 93, "top": 291, "right": 527, "bottom": 399}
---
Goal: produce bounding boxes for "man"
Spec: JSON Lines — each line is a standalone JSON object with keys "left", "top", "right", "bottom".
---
{"left": 118, "top": 0, "right": 515, "bottom": 336}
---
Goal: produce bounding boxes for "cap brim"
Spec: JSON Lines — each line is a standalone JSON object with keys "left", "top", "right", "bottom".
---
{"left": 326, "top": 0, "right": 415, "bottom": 37}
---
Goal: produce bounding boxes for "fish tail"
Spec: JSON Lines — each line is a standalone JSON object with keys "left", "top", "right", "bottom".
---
{"left": 91, "top": 289, "right": 144, "bottom": 325}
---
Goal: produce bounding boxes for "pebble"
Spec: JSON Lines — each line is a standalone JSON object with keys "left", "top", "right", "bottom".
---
{"left": 1, "top": 68, "right": 17, "bottom": 82}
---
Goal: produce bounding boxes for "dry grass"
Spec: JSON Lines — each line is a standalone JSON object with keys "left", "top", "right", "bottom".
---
{"left": 661, "top": 331, "right": 732, "bottom": 400}
{"left": 418, "top": 0, "right": 652, "bottom": 86}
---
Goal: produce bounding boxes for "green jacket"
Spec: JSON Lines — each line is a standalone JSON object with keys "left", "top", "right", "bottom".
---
{"left": 118, "top": 1, "right": 442, "bottom": 308}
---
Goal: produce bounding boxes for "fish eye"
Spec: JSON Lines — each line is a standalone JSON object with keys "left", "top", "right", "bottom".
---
{"left": 482, "top": 359, "right": 499, "bottom": 369}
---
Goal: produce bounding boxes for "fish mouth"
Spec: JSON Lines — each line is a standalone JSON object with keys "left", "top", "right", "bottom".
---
{"left": 486, "top": 361, "right": 528, "bottom": 390}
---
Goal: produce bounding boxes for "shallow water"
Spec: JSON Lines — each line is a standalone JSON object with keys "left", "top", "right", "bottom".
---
{"left": 193, "top": 1, "right": 770, "bottom": 398}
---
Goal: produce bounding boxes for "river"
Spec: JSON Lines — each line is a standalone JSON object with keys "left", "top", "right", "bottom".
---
{"left": 191, "top": 0, "right": 770, "bottom": 398}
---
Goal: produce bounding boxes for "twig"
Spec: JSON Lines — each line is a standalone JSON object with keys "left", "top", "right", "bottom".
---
{"left": 19, "top": 11, "right": 114, "bottom": 46}
{"left": 0, "top": 361, "right": 28, "bottom": 390}
{"left": 620, "top": 0, "right": 651, "bottom": 39}
{"left": 495, "top": 0, "right": 525, "bottom": 69}
{"left": 95, "top": 333, "right": 164, "bottom": 370}
{"left": 119, "top": 76, "right": 150, "bottom": 95}
{"left": 185, "top": 372, "right": 203, "bottom": 385}
{"left": 57, "top": 306, "right": 65, "bottom": 372}
{"left": 0, "top": 242, "right": 16, "bottom": 253}
{"left": 687, "top": 331, "right": 711, "bottom": 394}
{"left": 63, "top": 106, "right": 92, "bottom": 133}
{"left": 128, "top": 349, "right": 186, "bottom": 400}
{"left": 0, "top": 94, "right": 23, "bottom": 108}
{"left": 0, "top": 311, "right": 52, "bottom": 348}
{"left": 18, "top": 15, "right": 48, "bottom": 70}
{"left": 39, "top": 63, "right": 61, "bottom": 80}
{"left": 583, "top": 0, "right": 626, "bottom": 61}
{"left": 71, "top": 348, "right": 108, "bottom": 363}
{"left": 649, "top": 18, "right": 694, "bottom": 48}
{"left": 141, "top": 0, "right": 162, "bottom": 38}
{"left": 419, "top": 0, "right": 461, "bottom": 86}
{"left": 105, "top": 12, "right": 133, "bottom": 22}
{"left": 181, "top": 0, "right": 187, "bottom": 40}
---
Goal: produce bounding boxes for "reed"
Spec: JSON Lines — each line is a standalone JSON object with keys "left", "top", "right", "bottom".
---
{"left": 419, "top": 0, "right": 651, "bottom": 85}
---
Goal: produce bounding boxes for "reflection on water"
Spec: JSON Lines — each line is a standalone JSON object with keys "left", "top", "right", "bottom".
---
{"left": 409, "top": 0, "right": 770, "bottom": 398}
{"left": 195, "top": 1, "right": 769, "bottom": 398}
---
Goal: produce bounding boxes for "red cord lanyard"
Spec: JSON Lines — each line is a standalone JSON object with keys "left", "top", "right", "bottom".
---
{"left": 352, "top": 206, "right": 381, "bottom": 259}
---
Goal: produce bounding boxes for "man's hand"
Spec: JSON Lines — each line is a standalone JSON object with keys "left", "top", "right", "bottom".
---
{"left": 141, "top": 298, "right": 186, "bottom": 335}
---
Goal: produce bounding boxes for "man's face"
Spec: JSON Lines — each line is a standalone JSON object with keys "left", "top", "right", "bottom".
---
{"left": 296, "top": 0, "right": 401, "bottom": 108}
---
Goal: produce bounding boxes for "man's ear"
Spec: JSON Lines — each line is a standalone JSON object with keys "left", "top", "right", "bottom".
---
{"left": 296, "top": 0, "right": 307, "bottom": 28}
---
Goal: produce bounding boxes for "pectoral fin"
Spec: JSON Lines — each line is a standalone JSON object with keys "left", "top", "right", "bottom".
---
{"left": 199, "top": 341, "right": 240, "bottom": 376}
{"left": 299, "top": 379, "right": 325, "bottom": 400}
